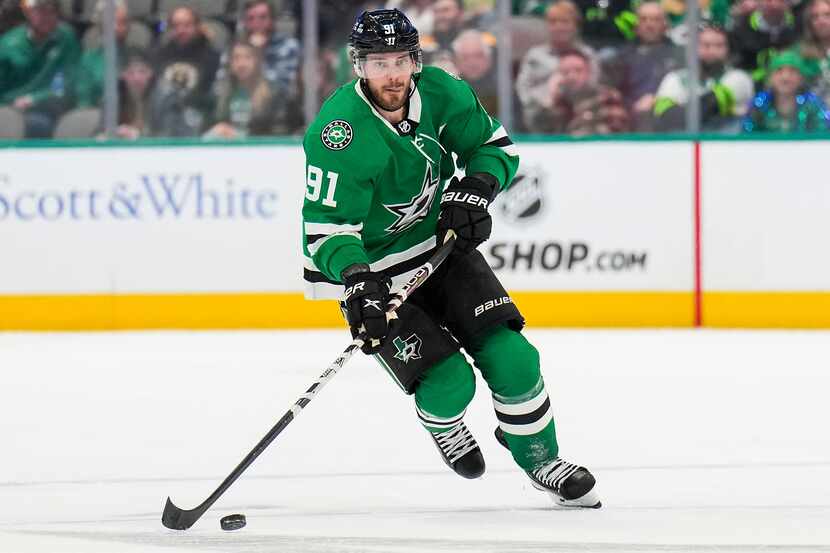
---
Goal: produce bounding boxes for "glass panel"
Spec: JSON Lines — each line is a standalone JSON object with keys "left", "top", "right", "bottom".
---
{"left": 0, "top": 0, "right": 308, "bottom": 140}
{"left": 3, "top": 0, "right": 828, "bottom": 140}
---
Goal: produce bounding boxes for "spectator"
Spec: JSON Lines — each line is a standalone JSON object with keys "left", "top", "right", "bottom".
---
{"left": 654, "top": 24, "right": 754, "bottom": 132}
{"left": 75, "top": 0, "right": 137, "bottom": 109}
{"left": 533, "top": 49, "right": 629, "bottom": 134}
{"left": 317, "top": 1, "right": 386, "bottom": 91}
{"left": 662, "top": 0, "right": 735, "bottom": 43}
{"left": 385, "top": 0, "right": 436, "bottom": 35}
{"left": 205, "top": 41, "right": 290, "bottom": 138}
{"left": 421, "top": 0, "right": 495, "bottom": 62}
{"left": 515, "top": 0, "right": 599, "bottom": 132}
{"left": 0, "top": 0, "right": 24, "bottom": 35}
{"left": 0, "top": 0, "right": 79, "bottom": 137}
{"left": 112, "top": 52, "right": 156, "bottom": 139}
{"left": 573, "top": 0, "right": 637, "bottom": 48}
{"left": 605, "top": 1, "right": 683, "bottom": 130}
{"left": 451, "top": 29, "right": 499, "bottom": 114}
{"left": 730, "top": 0, "right": 799, "bottom": 83}
{"left": 798, "top": 0, "right": 830, "bottom": 104}
{"left": 743, "top": 50, "right": 830, "bottom": 131}
{"left": 218, "top": 0, "right": 301, "bottom": 100}
{"left": 317, "top": 1, "right": 380, "bottom": 48}
{"left": 150, "top": 6, "right": 220, "bottom": 136}
{"left": 727, "top": 0, "right": 760, "bottom": 28}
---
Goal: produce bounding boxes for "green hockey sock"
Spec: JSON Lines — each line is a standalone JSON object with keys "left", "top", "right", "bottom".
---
{"left": 469, "top": 325, "right": 559, "bottom": 469}
{"left": 414, "top": 351, "right": 476, "bottom": 433}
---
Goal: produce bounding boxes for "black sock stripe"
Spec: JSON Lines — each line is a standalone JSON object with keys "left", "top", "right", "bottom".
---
{"left": 494, "top": 397, "right": 551, "bottom": 426}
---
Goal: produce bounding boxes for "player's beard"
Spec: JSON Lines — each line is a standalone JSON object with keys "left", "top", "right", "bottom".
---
{"left": 369, "top": 77, "right": 410, "bottom": 112}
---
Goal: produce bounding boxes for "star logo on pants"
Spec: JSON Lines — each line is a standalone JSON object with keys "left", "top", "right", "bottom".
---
{"left": 393, "top": 334, "right": 423, "bottom": 364}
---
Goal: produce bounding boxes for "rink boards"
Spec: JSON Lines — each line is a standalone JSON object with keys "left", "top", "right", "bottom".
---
{"left": 1, "top": 138, "right": 829, "bottom": 329}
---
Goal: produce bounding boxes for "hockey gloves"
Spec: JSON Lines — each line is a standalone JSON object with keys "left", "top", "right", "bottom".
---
{"left": 342, "top": 265, "right": 392, "bottom": 354}
{"left": 437, "top": 173, "right": 498, "bottom": 254}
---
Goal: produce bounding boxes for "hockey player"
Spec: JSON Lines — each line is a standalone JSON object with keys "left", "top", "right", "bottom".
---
{"left": 302, "top": 8, "right": 600, "bottom": 508}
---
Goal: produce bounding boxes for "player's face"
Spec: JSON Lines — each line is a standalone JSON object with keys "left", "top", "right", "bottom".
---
{"left": 364, "top": 53, "right": 415, "bottom": 111}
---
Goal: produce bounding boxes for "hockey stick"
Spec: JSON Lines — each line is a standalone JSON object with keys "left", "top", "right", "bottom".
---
{"left": 161, "top": 231, "right": 457, "bottom": 530}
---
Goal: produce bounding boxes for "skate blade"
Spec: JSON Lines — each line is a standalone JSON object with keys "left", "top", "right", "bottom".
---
{"left": 534, "top": 484, "right": 602, "bottom": 509}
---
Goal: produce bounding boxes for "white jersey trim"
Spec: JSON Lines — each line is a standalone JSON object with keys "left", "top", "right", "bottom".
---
{"left": 303, "top": 236, "right": 438, "bottom": 300}
{"left": 306, "top": 231, "right": 362, "bottom": 256}
{"left": 304, "top": 222, "right": 363, "bottom": 235}
{"left": 370, "top": 236, "right": 436, "bottom": 272}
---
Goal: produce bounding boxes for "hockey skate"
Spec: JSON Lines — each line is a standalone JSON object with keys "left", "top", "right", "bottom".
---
{"left": 428, "top": 422, "right": 485, "bottom": 479}
{"left": 495, "top": 427, "right": 601, "bottom": 508}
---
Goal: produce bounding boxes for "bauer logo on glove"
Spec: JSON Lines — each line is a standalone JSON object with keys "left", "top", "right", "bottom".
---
{"left": 436, "top": 173, "right": 498, "bottom": 255}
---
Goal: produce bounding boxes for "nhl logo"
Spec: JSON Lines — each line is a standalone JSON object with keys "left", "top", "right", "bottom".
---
{"left": 397, "top": 120, "right": 411, "bottom": 134}
{"left": 321, "top": 120, "right": 354, "bottom": 151}
{"left": 497, "top": 165, "right": 546, "bottom": 226}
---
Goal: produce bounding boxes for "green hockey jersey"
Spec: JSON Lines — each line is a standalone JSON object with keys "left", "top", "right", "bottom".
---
{"left": 302, "top": 66, "right": 519, "bottom": 299}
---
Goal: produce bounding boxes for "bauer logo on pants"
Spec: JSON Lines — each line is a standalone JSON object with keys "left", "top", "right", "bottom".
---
{"left": 393, "top": 333, "right": 423, "bottom": 364}
{"left": 321, "top": 120, "right": 353, "bottom": 151}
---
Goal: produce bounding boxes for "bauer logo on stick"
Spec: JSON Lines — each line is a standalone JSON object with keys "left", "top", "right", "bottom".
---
{"left": 321, "top": 120, "right": 354, "bottom": 150}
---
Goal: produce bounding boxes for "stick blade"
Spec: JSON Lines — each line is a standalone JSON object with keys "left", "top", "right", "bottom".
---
{"left": 162, "top": 497, "right": 203, "bottom": 530}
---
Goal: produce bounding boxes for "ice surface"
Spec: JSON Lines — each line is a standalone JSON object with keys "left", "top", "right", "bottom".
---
{"left": 1, "top": 329, "right": 829, "bottom": 552}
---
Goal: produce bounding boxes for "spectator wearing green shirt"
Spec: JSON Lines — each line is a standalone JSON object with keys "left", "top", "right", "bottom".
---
{"left": 0, "top": 0, "right": 80, "bottom": 137}
{"left": 742, "top": 51, "right": 830, "bottom": 132}
{"left": 74, "top": 0, "right": 136, "bottom": 109}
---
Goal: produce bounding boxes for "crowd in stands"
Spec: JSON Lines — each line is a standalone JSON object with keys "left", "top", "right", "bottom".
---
{"left": 1, "top": 0, "right": 829, "bottom": 139}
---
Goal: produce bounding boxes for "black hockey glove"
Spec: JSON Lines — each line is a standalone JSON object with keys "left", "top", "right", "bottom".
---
{"left": 436, "top": 173, "right": 498, "bottom": 255}
{"left": 342, "top": 265, "right": 392, "bottom": 354}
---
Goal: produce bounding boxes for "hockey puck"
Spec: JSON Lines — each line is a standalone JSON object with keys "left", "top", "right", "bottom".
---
{"left": 220, "top": 514, "right": 246, "bottom": 531}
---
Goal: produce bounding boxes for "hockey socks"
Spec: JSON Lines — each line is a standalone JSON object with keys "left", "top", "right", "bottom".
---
{"left": 414, "top": 352, "right": 484, "bottom": 478}
{"left": 468, "top": 325, "right": 560, "bottom": 470}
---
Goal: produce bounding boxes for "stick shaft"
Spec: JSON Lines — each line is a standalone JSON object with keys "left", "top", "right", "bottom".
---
{"left": 161, "top": 232, "right": 456, "bottom": 530}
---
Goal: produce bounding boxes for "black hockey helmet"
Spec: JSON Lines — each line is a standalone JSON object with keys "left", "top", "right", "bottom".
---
{"left": 349, "top": 9, "right": 422, "bottom": 78}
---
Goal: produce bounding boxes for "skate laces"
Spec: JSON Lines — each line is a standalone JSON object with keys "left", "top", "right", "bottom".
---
{"left": 532, "top": 457, "right": 581, "bottom": 492}
{"left": 434, "top": 422, "right": 478, "bottom": 464}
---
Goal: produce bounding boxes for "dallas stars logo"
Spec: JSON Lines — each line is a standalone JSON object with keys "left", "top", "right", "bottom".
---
{"left": 384, "top": 164, "right": 440, "bottom": 234}
{"left": 321, "top": 120, "right": 353, "bottom": 150}
{"left": 393, "top": 334, "right": 423, "bottom": 364}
